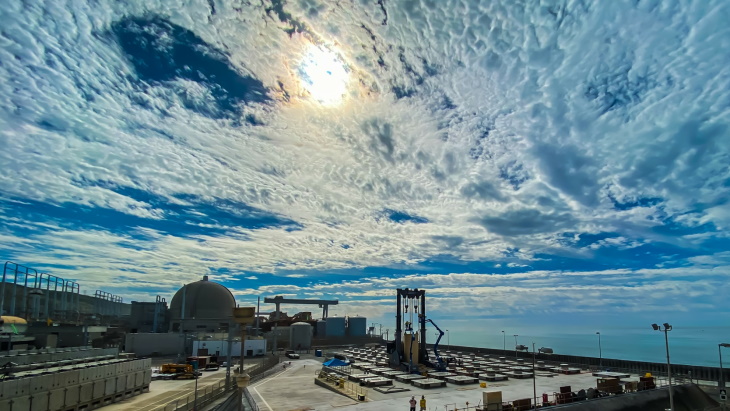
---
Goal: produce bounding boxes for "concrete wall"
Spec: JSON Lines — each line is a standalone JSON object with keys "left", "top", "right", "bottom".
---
{"left": 124, "top": 332, "right": 181, "bottom": 356}
{"left": 26, "top": 324, "right": 112, "bottom": 348}
{"left": 436, "top": 344, "right": 730, "bottom": 384}
{"left": 552, "top": 384, "right": 718, "bottom": 411}
{"left": 0, "top": 358, "right": 152, "bottom": 411}
{"left": 1, "top": 282, "right": 131, "bottom": 320}
{"left": 313, "top": 335, "right": 382, "bottom": 347}
{"left": 0, "top": 347, "right": 118, "bottom": 366}
{"left": 192, "top": 339, "right": 267, "bottom": 357}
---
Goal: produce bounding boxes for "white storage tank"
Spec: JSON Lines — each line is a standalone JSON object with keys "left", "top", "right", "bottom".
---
{"left": 289, "top": 322, "right": 313, "bottom": 350}
{"left": 347, "top": 316, "right": 367, "bottom": 337}
{"left": 325, "top": 316, "right": 346, "bottom": 337}
{"left": 316, "top": 319, "right": 327, "bottom": 337}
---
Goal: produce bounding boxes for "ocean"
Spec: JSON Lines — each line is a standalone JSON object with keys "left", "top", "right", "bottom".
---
{"left": 434, "top": 325, "right": 730, "bottom": 368}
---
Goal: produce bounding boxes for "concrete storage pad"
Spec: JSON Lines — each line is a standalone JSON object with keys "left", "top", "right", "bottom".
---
{"left": 362, "top": 377, "right": 393, "bottom": 387}
{"left": 349, "top": 374, "right": 381, "bottom": 383}
{"left": 373, "top": 385, "right": 410, "bottom": 394}
{"left": 445, "top": 375, "right": 479, "bottom": 385}
{"left": 593, "top": 371, "right": 631, "bottom": 378}
{"left": 504, "top": 371, "right": 534, "bottom": 379}
{"left": 429, "top": 371, "right": 456, "bottom": 380}
{"left": 412, "top": 378, "right": 447, "bottom": 388}
{"left": 382, "top": 370, "right": 408, "bottom": 378}
{"left": 395, "top": 374, "right": 426, "bottom": 383}
{"left": 479, "top": 373, "right": 508, "bottom": 381}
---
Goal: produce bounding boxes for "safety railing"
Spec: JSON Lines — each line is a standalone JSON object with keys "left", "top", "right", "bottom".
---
{"left": 316, "top": 369, "right": 368, "bottom": 400}
{"left": 207, "top": 356, "right": 284, "bottom": 411}
{"left": 156, "top": 377, "right": 230, "bottom": 411}
{"left": 242, "top": 387, "right": 259, "bottom": 411}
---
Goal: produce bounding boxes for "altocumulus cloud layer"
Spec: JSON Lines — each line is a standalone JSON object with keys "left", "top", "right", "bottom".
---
{"left": 0, "top": 0, "right": 729, "bottom": 325}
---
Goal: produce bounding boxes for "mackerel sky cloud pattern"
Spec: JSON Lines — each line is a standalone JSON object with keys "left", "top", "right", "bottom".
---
{"left": 0, "top": 0, "right": 729, "bottom": 327}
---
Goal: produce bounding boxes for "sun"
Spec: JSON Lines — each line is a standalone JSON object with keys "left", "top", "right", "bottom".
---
{"left": 298, "top": 45, "right": 350, "bottom": 106}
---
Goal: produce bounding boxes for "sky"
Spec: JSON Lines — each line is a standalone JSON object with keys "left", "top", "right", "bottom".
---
{"left": 1, "top": 0, "right": 729, "bottom": 336}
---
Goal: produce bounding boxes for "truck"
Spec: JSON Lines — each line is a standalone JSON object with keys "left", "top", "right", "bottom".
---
{"left": 160, "top": 363, "right": 199, "bottom": 380}
{"left": 285, "top": 350, "right": 300, "bottom": 359}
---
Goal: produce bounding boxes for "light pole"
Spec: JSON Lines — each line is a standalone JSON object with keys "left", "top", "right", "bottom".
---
{"left": 720, "top": 343, "right": 730, "bottom": 388}
{"left": 532, "top": 343, "right": 537, "bottom": 408}
{"left": 652, "top": 323, "right": 674, "bottom": 411}
{"left": 536, "top": 347, "right": 553, "bottom": 406}
{"left": 501, "top": 331, "right": 505, "bottom": 356}
{"left": 514, "top": 335, "right": 519, "bottom": 359}
{"left": 193, "top": 358, "right": 199, "bottom": 411}
{"left": 596, "top": 332, "right": 602, "bottom": 369}
{"left": 446, "top": 329, "right": 450, "bottom": 350}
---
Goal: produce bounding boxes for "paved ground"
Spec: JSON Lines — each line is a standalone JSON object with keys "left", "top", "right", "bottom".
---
{"left": 250, "top": 355, "right": 610, "bottom": 411}
{"left": 249, "top": 359, "right": 358, "bottom": 410}
{"left": 103, "top": 357, "right": 266, "bottom": 411}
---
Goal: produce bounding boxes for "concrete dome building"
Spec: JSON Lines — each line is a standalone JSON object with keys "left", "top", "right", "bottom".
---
{"left": 168, "top": 275, "right": 235, "bottom": 333}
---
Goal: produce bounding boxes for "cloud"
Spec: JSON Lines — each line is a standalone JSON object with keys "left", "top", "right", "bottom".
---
{"left": 0, "top": 0, "right": 728, "bottom": 326}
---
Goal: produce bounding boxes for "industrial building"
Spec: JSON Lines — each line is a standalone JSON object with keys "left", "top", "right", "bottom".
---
{"left": 2, "top": 262, "right": 377, "bottom": 355}
{"left": 128, "top": 298, "right": 168, "bottom": 333}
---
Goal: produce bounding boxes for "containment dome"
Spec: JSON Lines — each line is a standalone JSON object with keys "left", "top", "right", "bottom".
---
{"left": 169, "top": 275, "right": 235, "bottom": 331}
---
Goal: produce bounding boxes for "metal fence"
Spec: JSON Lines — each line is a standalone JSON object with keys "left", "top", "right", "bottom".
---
{"left": 208, "top": 356, "right": 284, "bottom": 411}
{"left": 155, "top": 377, "right": 229, "bottom": 411}
{"left": 243, "top": 387, "right": 259, "bottom": 411}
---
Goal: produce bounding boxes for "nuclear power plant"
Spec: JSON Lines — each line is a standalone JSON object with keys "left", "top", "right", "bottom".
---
{"left": 0, "top": 260, "right": 378, "bottom": 410}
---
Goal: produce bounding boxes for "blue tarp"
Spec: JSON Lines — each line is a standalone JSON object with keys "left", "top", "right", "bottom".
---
{"left": 322, "top": 358, "right": 349, "bottom": 367}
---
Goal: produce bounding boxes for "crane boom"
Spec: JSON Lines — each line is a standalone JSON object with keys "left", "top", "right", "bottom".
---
{"left": 422, "top": 317, "right": 446, "bottom": 370}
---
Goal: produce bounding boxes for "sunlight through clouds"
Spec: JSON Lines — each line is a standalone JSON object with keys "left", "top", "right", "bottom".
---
{"left": 0, "top": 0, "right": 728, "bottom": 332}
{"left": 297, "top": 44, "right": 350, "bottom": 106}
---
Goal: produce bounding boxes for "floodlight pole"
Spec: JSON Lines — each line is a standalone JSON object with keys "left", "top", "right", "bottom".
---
{"left": 663, "top": 328, "right": 674, "bottom": 411}
{"left": 532, "top": 343, "right": 537, "bottom": 408}
{"left": 596, "top": 332, "right": 602, "bottom": 369}
{"left": 720, "top": 343, "right": 730, "bottom": 388}
{"left": 502, "top": 331, "right": 505, "bottom": 356}
{"left": 652, "top": 323, "right": 674, "bottom": 411}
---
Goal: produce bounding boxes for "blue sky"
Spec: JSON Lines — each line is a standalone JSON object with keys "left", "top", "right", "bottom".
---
{"left": 1, "top": 0, "right": 729, "bottom": 332}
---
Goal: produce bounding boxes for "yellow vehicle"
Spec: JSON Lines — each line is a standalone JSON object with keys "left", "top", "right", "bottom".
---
{"left": 160, "top": 363, "right": 196, "bottom": 380}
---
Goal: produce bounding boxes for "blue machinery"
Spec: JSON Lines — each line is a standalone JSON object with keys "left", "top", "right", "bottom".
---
{"left": 422, "top": 317, "right": 446, "bottom": 371}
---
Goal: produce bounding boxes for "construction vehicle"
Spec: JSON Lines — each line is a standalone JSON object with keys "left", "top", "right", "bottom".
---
{"left": 421, "top": 317, "right": 447, "bottom": 371}
{"left": 160, "top": 363, "right": 197, "bottom": 380}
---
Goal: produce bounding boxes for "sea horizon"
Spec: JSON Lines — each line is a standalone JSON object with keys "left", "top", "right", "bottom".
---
{"left": 427, "top": 325, "right": 730, "bottom": 368}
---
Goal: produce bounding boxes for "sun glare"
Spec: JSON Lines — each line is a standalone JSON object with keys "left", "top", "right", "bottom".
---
{"left": 298, "top": 45, "right": 350, "bottom": 106}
